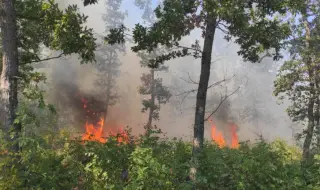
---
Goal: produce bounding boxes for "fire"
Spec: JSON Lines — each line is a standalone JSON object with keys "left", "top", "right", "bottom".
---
{"left": 82, "top": 118, "right": 106, "bottom": 143}
{"left": 211, "top": 124, "right": 226, "bottom": 148}
{"left": 78, "top": 94, "right": 129, "bottom": 144}
{"left": 81, "top": 117, "right": 129, "bottom": 144}
{"left": 230, "top": 123, "right": 239, "bottom": 149}
{"left": 109, "top": 128, "right": 129, "bottom": 143}
{"left": 209, "top": 119, "right": 239, "bottom": 149}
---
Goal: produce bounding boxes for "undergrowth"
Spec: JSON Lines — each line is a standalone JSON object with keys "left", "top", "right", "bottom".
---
{"left": 0, "top": 128, "right": 319, "bottom": 190}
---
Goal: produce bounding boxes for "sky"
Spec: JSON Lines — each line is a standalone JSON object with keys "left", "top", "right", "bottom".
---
{"left": 73, "top": 0, "right": 152, "bottom": 34}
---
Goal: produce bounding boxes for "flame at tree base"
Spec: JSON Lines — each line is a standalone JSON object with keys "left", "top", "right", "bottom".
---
{"left": 82, "top": 118, "right": 129, "bottom": 144}
{"left": 82, "top": 117, "right": 239, "bottom": 148}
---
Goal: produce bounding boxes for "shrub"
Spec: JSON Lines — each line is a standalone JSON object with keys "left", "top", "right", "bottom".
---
{"left": 0, "top": 129, "right": 319, "bottom": 190}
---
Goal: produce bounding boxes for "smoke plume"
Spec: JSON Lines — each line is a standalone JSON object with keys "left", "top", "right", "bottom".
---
{"left": 34, "top": 0, "right": 298, "bottom": 144}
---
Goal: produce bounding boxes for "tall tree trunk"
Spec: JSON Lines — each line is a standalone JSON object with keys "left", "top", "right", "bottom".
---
{"left": 314, "top": 71, "right": 320, "bottom": 150}
{"left": 147, "top": 68, "right": 155, "bottom": 129}
{"left": 315, "top": 90, "right": 320, "bottom": 149}
{"left": 104, "top": 59, "right": 112, "bottom": 121}
{"left": 302, "top": 18, "right": 315, "bottom": 161}
{"left": 190, "top": 16, "right": 216, "bottom": 181}
{"left": 0, "top": 0, "right": 20, "bottom": 152}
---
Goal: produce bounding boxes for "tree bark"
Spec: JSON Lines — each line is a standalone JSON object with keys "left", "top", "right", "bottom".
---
{"left": 190, "top": 16, "right": 216, "bottom": 181}
{"left": 302, "top": 18, "right": 315, "bottom": 161}
{"left": 103, "top": 58, "right": 113, "bottom": 121}
{"left": 314, "top": 87, "right": 320, "bottom": 149}
{"left": 146, "top": 68, "right": 155, "bottom": 129}
{"left": 0, "top": 0, "right": 20, "bottom": 151}
{"left": 314, "top": 68, "right": 320, "bottom": 149}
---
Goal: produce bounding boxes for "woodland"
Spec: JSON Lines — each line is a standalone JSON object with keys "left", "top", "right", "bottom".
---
{"left": 0, "top": 0, "right": 320, "bottom": 189}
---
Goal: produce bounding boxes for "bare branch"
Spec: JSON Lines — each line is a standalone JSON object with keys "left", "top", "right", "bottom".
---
{"left": 23, "top": 53, "right": 66, "bottom": 64}
{"left": 216, "top": 25, "right": 229, "bottom": 34}
{"left": 211, "top": 58, "right": 223, "bottom": 64}
{"left": 207, "top": 74, "right": 235, "bottom": 89}
{"left": 250, "top": 129, "right": 264, "bottom": 140}
{"left": 258, "top": 50, "right": 271, "bottom": 63}
{"left": 176, "top": 89, "right": 197, "bottom": 97}
{"left": 204, "top": 86, "right": 241, "bottom": 121}
{"left": 217, "top": 22, "right": 230, "bottom": 34}
{"left": 176, "top": 76, "right": 236, "bottom": 107}
{"left": 178, "top": 58, "right": 225, "bottom": 84}
{"left": 178, "top": 72, "right": 198, "bottom": 84}
{"left": 178, "top": 90, "right": 195, "bottom": 108}
{"left": 187, "top": 72, "right": 198, "bottom": 84}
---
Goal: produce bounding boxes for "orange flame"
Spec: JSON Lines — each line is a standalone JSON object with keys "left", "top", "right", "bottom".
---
{"left": 211, "top": 124, "right": 226, "bottom": 148}
{"left": 209, "top": 118, "right": 239, "bottom": 149}
{"left": 230, "top": 124, "right": 239, "bottom": 149}
{"left": 82, "top": 118, "right": 106, "bottom": 143}
{"left": 81, "top": 117, "right": 130, "bottom": 144}
{"left": 79, "top": 94, "right": 129, "bottom": 144}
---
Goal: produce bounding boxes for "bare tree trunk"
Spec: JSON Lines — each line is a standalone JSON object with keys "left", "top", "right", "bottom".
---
{"left": 104, "top": 60, "right": 112, "bottom": 121}
{"left": 302, "top": 18, "right": 315, "bottom": 161}
{"left": 314, "top": 71, "right": 320, "bottom": 151}
{"left": 0, "top": 0, "right": 20, "bottom": 152}
{"left": 315, "top": 92, "right": 320, "bottom": 148}
{"left": 146, "top": 68, "right": 155, "bottom": 129}
{"left": 190, "top": 16, "right": 216, "bottom": 181}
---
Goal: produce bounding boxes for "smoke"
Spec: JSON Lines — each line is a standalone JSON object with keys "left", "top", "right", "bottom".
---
{"left": 35, "top": 0, "right": 297, "bottom": 144}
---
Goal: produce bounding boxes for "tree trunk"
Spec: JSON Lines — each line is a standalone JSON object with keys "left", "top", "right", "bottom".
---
{"left": 0, "top": 0, "right": 20, "bottom": 151}
{"left": 146, "top": 68, "right": 155, "bottom": 129}
{"left": 190, "top": 16, "right": 216, "bottom": 181}
{"left": 302, "top": 18, "right": 315, "bottom": 161}
{"left": 103, "top": 59, "right": 113, "bottom": 121}
{"left": 314, "top": 71, "right": 320, "bottom": 150}
{"left": 315, "top": 92, "right": 320, "bottom": 149}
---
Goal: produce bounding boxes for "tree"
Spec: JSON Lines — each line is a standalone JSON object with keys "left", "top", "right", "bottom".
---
{"left": 274, "top": 0, "right": 320, "bottom": 161}
{"left": 94, "top": 0, "right": 127, "bottom": 122}
{"left": 135, "top": 0, "right": 171, "bottom": 129}
{"left": 104, "top": 0, "right": 302, "bottom": 180}
{"left": 138, "top": 50, "right": 172, "bottom": 129}
{"left": 0, "top": 0, "right": 96, "bottom": 150}
{"left": 0, "top": 0, "right": 20, "bottom": 151}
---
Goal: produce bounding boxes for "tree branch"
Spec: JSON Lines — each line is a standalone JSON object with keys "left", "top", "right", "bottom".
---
{"left": 204, "top": 86, "right": 241, "bottom": 121}
{"left": 187, "top": 72, "right": 198, "bottom": 84}
{"left": 176, "top": 75, "right": 236, "bottom": 107}
{"left": 16, "top": 13, "right": 44, "bottom": 21}
{"left": 258, "top": 50, "right": 271, "bottom": 63}
{"left": 207, "top": 74, "right": 235, "bottom": 89}
{"left": 173, "top": 44, "right": 202, "bottom": 53}
{"left": 178, "top": 72, "right": 198, "bottom": 84}
{"left": 23, "top": 53, "right": 66, "bottom": 64}
{"left": 217, "top": 22, "right": 230, "bottom": 34}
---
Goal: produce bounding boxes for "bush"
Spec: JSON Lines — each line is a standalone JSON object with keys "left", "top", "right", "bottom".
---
{"left": 0, "top": 129, "right": 319, "bottom": 190}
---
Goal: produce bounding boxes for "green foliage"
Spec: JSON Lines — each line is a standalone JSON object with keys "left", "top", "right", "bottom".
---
{"left": 0, "top": 0, "right": 97, "bottom": 109}
{"left": 134, "top": 1, "right": 172, "bottom": 124}
{"left": 15, "top": 0, "right": 96, "bottom": 65}
{"left": 106, "top": 0, "right": 302, "bottom": 66}
{"left": 0, "top": 127, "right": 319, "bottom": 190}
{"left": 93, "top": 0, "right": 127, "bottom": 111}
{"left": 273, "top": 1, "right": 320, "bottom": 148}
{"left": 139, "top": 72, "right": 171, "bottom": 121}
